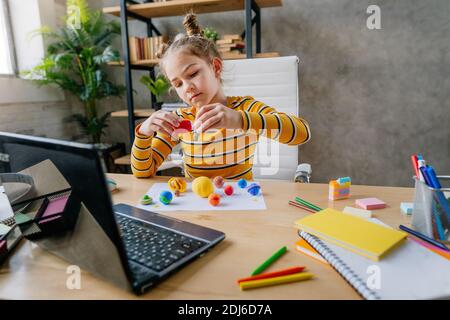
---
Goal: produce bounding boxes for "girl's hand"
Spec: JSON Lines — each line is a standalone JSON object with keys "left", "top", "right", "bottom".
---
{"left": 138, "top": 110, "right": 181, "bottom": 137}
{"left": 194, "top": 103, "right": 243, "bottom": 132}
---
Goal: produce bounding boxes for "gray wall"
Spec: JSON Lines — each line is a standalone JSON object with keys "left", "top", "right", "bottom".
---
{"left": 95, "top": 0, "right": 450, "bottom": 187}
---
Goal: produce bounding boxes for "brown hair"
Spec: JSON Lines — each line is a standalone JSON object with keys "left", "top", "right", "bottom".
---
{"left": 157, "top": 12, "right": 222, "bottom": 78}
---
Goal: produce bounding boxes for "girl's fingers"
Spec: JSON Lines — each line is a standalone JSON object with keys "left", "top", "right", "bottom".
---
{"left": 194, "top": 108, "right": 219, "bottom": 131}
{"left": 196, "top": 104, "right": 217, "bottom": 119}
{"left": 152, "top": 118, "right": 174, "bottom": 136}
{"left": 197, "top": 114, "right": 222, "bottom": 132}
{"left": 154, "top": 112, "right": 180, "bottom": 127}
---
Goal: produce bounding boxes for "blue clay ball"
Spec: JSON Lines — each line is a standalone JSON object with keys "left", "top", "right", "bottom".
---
{"left": 159, "top": 190, "right": 173, "bottom": 205}
{"left": 237, "top": 178, "right": 248, "bottom": 189}
{"left": 247, "top": 183, "right": 261, "bottom": 196}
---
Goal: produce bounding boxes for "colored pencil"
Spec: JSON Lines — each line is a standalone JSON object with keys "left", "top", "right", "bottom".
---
{"left": 409, "top": 236, "right": 450, "bottom": 260}
{"left": 295, "top": 197, "right": 322, "bottom": 212}
{"left": 251, "top": 246, "right": 287, "bottom": 276}
{"left": 288, "top": 201, "right": 317, "bottom": 213}
{"left": 237, "top": 266, "right": 306, "bottom": 284}
{"left": 399, "top": 224, "right": 449, "bottom": 252}
{"left": 239, "top": 272, "right": 314, "bottom": 290}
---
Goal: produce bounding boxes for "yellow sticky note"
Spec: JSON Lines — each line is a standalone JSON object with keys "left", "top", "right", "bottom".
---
{"left": 295, "top": 208, "right": 407, "bottom": 261}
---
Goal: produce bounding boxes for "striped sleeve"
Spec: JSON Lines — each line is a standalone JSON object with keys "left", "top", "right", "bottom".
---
{"left": 237, "top": 98, "right": 311, "bottom": 146}
{"left": 130, "top": 110, "right": 183, "bottom": 178}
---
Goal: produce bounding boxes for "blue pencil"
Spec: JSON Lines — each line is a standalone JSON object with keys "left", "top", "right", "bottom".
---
{"left": 399, "top": 224, "right": 449, "bottom": 252}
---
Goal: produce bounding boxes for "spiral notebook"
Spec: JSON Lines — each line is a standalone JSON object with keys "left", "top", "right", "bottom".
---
{"left": 299, "top": 222, "right": 450, "bottom": 300}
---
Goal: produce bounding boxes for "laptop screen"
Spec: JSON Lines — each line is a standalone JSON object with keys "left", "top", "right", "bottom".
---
{"left": 0, "top": 132, "right": 120, "bottom": 243}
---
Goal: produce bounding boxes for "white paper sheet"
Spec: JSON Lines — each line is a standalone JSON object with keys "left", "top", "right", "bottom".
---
{"left": 137, "top": 182, "right": 267, "bottom": 212}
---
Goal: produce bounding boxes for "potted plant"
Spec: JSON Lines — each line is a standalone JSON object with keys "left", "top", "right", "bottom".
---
{"left": 203, "top": 26, "right": 219, "bottom": 42}
{"left": 22, "top": 0, "right": 125, "bottom": 145}
{"left": 140, "top": 74, "right": 170, "bottom": 110}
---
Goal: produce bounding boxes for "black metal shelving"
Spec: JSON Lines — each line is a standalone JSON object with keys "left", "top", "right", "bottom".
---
{"left": 114, "top": 0, "right": 265, "bottom": 148}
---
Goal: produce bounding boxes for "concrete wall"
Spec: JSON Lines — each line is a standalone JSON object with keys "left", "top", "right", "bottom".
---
{"left": 0, "top": 0, "right": 76, "bottom": 140}
{"left": 90, "top": 1, "right": 450, "bottom": 186}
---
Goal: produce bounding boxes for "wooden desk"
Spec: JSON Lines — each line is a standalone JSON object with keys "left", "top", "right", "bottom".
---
{"left": 0, "top": 175, "right": 414, "bottom": 299}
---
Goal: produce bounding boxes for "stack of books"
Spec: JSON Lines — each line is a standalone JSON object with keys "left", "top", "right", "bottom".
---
{"left": 215, "top": 34, "right": 245, "bottom": 55}
{"left": 128, "top": 36, "right": 168, "bottom": 62}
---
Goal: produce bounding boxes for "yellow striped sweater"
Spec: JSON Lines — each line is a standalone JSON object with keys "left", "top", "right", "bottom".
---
{"left": 131, "top": 96, "right": 311, "bottom": 180}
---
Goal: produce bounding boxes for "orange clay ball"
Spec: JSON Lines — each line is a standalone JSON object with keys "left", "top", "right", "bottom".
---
{"left": 208, "top": 193, "right": 221, "bottom": 206}
{"left": 224, "top": 184, "right": 234, "bottom": 196}
{"left": 174, "top": 189, "right": 180, "bottom": 197}
{"left": 168, "top": 177, "right": 187, "bottom": 193}
{"left": 213, "top": 176, "right": 225, "bottom": 188}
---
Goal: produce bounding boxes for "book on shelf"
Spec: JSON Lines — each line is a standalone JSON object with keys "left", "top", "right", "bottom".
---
{"left": 128, "top": 35, "right": 168, "bottom": 62}
{"left": 215, "top": 34, "right": 245, "bottom": 54}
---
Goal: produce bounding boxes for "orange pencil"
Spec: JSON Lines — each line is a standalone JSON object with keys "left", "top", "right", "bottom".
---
{"left": 237, "top": 266, "right": 306, "bottom": 284}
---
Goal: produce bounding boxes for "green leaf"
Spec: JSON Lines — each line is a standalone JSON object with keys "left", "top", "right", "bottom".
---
{"left": 140, "top": 74, "right": 170, "bottom": 101}
{"left": 22, "top": 0, "right": 123, "bottom": 143}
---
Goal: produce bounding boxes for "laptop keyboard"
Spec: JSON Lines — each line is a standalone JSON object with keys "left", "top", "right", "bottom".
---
{"left": 115, "top": 214, "right": 207, "bottom": 272}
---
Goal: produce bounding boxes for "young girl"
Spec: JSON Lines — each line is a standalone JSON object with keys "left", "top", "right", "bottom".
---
{"left": 132, "top": 13, "right": 311, "bottom": 180}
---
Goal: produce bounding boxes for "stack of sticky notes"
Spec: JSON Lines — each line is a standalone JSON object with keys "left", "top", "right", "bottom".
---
{"left": 295, "top": 239, "right": 329, "bottom": 265}
{"left": 328, "top": 177, "right": 351, "bottom": 200}
{"left": 355, "top": 197, "right": 386, "bottom": 210}
{"left": 295, "top": 208, "right": 407, "bottom": 261}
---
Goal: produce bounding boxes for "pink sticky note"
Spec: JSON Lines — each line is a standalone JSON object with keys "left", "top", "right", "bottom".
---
{"left": 355, "top": 197, "right": 386, "bottom": 210}
{"left": 42, "top": 196, "right": 69, "bottom": 217}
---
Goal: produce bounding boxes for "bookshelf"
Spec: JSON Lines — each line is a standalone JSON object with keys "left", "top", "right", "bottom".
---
{"left": 107, "top": 52, "right": 279, "bottom": 70}
{"left": 103, "top": 0, "right": 282, "bottom": 19}
{"left": 103, "top": 0, "right": 283, "bottom": 166}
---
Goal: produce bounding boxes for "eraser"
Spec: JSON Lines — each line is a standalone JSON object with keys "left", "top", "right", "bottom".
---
{"left": 329, "top": 177, "right": 351, "bottom": 200}
{"left": 400, "top": 202, "right": 413, "bottom": 215}
{"left": 355, "top": 197, "right": 386, "bottom": 210}
{"left": 343, "top": 206, "right": 372, "bottom": 219}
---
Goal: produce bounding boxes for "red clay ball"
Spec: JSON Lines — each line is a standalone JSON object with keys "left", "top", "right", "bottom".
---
{"left": 224, "top": 184, "right": 234, "bottom": 196}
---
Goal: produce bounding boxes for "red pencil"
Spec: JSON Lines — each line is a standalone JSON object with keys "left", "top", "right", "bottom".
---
{"left": 410, "top": 154, "right": 419, "bottom": 178}
{"left": 288, "top": 201, "right": 317, "bottom": 213}
{"left": 237, "top": 266, "right": 306, "bottom": 284}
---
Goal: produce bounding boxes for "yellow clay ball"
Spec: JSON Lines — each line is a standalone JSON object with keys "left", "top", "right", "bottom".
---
{"left": 192, "top": 176, "right": 214, "bottom": 198}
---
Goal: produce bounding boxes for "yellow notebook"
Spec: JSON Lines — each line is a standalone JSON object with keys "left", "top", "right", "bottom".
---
{"left": 295, "top": 208, "right": 407, "bottom": 261}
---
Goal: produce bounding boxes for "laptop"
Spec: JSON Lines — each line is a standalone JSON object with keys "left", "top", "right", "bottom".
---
{"left": 0, "top": 132, "right": 225, "bottom": 294}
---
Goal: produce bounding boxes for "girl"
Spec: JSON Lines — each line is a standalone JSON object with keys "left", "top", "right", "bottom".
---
{"left": 132, "top": 13, "right": 311, "bottom": 180}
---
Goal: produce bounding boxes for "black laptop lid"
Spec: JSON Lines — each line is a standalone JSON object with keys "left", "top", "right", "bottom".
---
{"left": 0, "top": 132, "right": 120, "bottom": 244}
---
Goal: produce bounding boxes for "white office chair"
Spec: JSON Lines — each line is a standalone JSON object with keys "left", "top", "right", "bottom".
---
{"left": 222, "top": 56, "right": 311, "bottom": 181}
{"left": 161, "top": 56, "right": 311, "bottom": 182}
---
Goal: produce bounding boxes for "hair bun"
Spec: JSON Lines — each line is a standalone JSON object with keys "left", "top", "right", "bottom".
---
{"left": 183, "top": 12, "right": 203, "bottom": 37}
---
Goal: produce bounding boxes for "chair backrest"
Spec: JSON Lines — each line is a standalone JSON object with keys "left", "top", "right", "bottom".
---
{"left": 222, "top": 56, "right": 300, "bottom": 180}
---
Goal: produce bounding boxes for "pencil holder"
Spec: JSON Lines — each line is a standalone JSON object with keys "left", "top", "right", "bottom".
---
{"left": 411, "top": 176, "right": 450, "bottom": 242}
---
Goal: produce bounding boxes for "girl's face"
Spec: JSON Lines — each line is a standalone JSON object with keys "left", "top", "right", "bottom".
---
{"left": 164, "top": 50, "right": 222, "bottom": 108}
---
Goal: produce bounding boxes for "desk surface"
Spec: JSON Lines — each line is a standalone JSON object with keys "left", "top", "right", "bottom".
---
{"left": 0, "top": 175, "right": 413, "bottom": 299}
